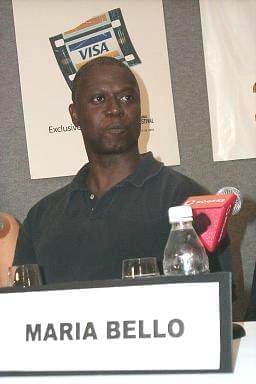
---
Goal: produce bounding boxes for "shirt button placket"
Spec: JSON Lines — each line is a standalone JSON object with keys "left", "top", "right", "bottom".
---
{"left": 90, "top": 193, "right": 95, "bottom": 212}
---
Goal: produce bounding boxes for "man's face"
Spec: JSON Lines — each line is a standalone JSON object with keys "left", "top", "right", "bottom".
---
{"left": 69, "top": 64, "right": 141, "bottom": 156}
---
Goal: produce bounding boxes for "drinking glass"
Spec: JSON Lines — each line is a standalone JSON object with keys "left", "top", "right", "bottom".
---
{"left": 122, "top": 257, "right": 160, "bottom": 279}
{"left": 8, "top": 264, "right": 42, "bottom": 288}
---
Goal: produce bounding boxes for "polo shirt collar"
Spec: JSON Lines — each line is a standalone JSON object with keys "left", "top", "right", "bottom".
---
{"left": 127, "top": 152, "right": 163, "bottom": 187}
{"left": 68, "top": 163, "right": 90, "bottom": 193}
{"left": 68, "top": 151, "right": 163, "bottom": 193}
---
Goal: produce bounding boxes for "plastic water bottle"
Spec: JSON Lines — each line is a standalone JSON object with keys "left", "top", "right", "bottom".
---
{"left": 163, "top": 205, "right": 209, "bottom": 276}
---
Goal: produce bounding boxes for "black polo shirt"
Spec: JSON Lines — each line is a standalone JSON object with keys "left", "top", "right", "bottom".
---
{"left": 14, "top": 152, "right": 231, "bottom": 283}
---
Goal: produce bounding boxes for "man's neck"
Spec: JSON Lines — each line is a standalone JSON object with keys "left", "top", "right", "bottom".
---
{"left": 86, "top": 150, "right": 142, "bottom": 198}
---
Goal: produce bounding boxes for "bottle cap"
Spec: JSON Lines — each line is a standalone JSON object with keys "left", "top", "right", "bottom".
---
{"left": 168, "top": 205, "right": 193, "bottom": 223}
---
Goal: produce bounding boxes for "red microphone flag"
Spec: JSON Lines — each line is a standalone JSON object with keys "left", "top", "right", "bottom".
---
{"left": 184, "top": 194, "right": 236, "bottom": 252}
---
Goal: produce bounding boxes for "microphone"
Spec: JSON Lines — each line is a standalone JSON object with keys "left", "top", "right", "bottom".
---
{"left": 216, "top": 186, "right": 243, "bottom": 215}
{"left": 184, "top": 187, "right": 242, "bottom": 252}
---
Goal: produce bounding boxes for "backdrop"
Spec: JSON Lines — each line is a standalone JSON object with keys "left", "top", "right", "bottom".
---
{"left": 200, "top": 0, "right": 256, "bottom": 162}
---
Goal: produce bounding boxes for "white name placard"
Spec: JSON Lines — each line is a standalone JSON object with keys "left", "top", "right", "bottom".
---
{"left": 0, "top": 279, "right": 223, "bottom": 373}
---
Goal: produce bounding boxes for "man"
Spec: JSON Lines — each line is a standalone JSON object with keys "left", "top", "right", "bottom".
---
{"left": 14, "top": 57, "right": 231, "bottom": 283}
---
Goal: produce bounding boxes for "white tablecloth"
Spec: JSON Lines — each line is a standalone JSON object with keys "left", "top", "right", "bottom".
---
{"left": 0, "top": 322, "right": 255, "bottom": 383}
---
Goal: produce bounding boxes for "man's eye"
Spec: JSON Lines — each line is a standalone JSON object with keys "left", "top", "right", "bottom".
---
{"left": 91, "top": 95, "right": 105, "bottom": 103}
{"left": 120, "top": 95, "right": 133, "bottom": 103}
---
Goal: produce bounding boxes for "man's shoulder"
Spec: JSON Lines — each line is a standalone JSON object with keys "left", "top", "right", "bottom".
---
{"left": 27, "top": 183, "right": 71, "bottom": 220}
{"left": 159, "top": 165, "right": 207, "bottom": 191}
{"left": 26, "top": 163, "right": 88, "bottom": 220}
{"left": 152, "top": 165, "right": 208, "bottom": 207}
{"left": 139, "top": 152, "right": 205, "bottom": 192}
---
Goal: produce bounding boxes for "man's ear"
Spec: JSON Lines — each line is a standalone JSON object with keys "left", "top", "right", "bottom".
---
{"left": 69, "top": 104, "right": 80, "bottom": 127}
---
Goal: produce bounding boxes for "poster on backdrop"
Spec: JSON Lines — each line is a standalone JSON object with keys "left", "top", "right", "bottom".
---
{"left": 200, "top": 0, "right": 256, "bottom": 162}
{"left": 12, "top": 0, "right": 180, "bottom": 179}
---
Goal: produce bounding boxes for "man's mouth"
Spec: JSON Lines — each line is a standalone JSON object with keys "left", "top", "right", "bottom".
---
{"left": 106, "top": 124, "right": 126, "bottom": 134}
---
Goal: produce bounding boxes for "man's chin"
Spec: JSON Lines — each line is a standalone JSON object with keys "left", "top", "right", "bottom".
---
{"left": 93, "top": 141, "right": 138, "bottom": 156}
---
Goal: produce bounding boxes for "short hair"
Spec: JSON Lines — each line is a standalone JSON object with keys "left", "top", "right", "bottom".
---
{"left": 71, "top": 56, "right": 139, "bottom": 103}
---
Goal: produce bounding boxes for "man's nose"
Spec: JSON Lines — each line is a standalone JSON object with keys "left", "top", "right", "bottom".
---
{"left": 105, "top": 97, "right": 123, "bottom": 116}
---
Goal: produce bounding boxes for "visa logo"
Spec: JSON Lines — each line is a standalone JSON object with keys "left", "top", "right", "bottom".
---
{"left": 79, "top": 42, "right": 109, "bottom": 60}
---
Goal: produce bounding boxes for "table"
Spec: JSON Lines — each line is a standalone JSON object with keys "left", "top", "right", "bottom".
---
{"left": 0, "top": 322, "right": 255, "bottom": 383}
